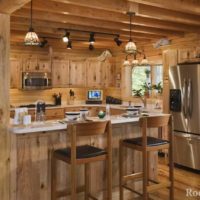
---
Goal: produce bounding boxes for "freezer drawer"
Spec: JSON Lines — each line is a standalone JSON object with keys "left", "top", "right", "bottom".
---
{"left": 174, "top": 132, "right": 200, "bottom": 170}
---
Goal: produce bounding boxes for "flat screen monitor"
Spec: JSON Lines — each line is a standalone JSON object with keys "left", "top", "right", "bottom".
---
{"left": 87, "top": 90, "right": 103, "bottom": 101}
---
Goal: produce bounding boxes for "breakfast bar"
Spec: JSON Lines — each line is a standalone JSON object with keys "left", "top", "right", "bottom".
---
{"left": 10, "top": 116, "right": 159, "bottom": 200}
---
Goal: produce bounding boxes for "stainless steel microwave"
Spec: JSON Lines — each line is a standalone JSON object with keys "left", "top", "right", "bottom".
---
{"left": 22, "top": 72, "right": 52, "bottom": 90}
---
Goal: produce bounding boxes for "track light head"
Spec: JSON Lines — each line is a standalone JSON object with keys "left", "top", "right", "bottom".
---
{"left": 63, "top": 31, "right": 70, "bottom": 43}
{"left": 89, "top": 44, "right": 94, "bottom": 51}
{"left": 67, "top": 40, "right": 72, "bottom": 49}
{"left": 39, "top": 38, "right": 48, "bottom": 48}
{"left": 89, "top": 32, "right": 95, "bottom": 44}
{"left": 114, "top": 35, "right": 122, "bottom": 46}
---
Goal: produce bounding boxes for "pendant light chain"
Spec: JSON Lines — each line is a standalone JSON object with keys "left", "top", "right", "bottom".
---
{"left": 129, "top": 13, "right": 132, "bottom": 41}
{"left": 30, "top": 0, "right": 33, "bottom": 30}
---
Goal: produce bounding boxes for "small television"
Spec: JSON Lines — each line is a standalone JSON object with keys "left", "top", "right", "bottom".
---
{"left": 87, "top": 90, "right": 103, "bottom": 101}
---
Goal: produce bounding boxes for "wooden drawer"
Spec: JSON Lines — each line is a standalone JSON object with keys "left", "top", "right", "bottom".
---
{"left": 45, "top": 108, "right": 64, "bottom": 120}
{"left": 110, "top": 108, "right": 125, "bottom": 115}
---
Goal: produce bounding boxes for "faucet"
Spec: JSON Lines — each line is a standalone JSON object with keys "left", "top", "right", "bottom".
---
{"left": 140, "top": 96, "right": 147, "bottom": 109}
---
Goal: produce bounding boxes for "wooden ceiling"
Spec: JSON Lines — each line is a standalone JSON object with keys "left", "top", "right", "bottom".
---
{"left": 10, "top": 0, "right": 200, "bottom": 53}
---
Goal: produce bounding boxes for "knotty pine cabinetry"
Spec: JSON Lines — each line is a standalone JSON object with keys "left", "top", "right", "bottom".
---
{"left": 52, "top": 60, "right": 70, "bottom": 87}
{"left": 10, "top": 58, "right": 22, "bottom": 89}
{"left": 22, "top": 57, "right": 51, "bottom": 72}
{"left": 69, "top": 59, "right": 86, "bottom": 87}
{"left": 178, "top": 47, "right": 200, "bottom": 63}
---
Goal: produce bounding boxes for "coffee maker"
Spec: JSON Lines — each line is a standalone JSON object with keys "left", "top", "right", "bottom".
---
{"left": 35, "top": 100, "right": 46, "bottom": 122}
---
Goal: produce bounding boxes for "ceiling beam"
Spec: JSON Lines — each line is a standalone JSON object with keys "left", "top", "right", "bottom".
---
{"left": 129, "top": 3, "right": 200, "bottom": 26}
{"left": 0, "top": 0, "right": 30, "bottom": 14}
{"left": 10, "top": 16, "right": 153, "bottom": 40}
{"left": 22, "top": 0, "right": 199, "bottom": 33}
{"left": 128, "top": 0, "right": 200, "bottom": 15}
{"left": 50, "top": 0, "right": 128, "bottom": 13}
{"left": 12, "top": 8, "right": 183, "bottom": 37}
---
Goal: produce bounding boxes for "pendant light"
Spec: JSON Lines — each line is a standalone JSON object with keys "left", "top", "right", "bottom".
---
{"left": 125, "top": 12, "right": 137, "bottom": 54}
{"left": 24, "top": 0, "right": 40, "bottom": 46}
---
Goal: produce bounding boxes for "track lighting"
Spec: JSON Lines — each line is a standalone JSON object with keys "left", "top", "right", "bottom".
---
{"left": 67, "top": 40, "right": 72, "bottom": 49}
{"left": 63, "top": 31, "right": 70, "bottom": 43}
{"left": 39, "top": 38, "right": 48, "bottom": 48}
{"left": 89, "top": 44, "right": 94, "bottom": 51}
{"left": 114, "top": 35, "right": 122, "bottom": 46}
{"left": 89, "top": 32, "right": 95, "bottom": 44}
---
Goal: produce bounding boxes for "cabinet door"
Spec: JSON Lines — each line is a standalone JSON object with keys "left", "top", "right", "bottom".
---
{"left": 52, "top": 60, "right": 69, "bottom": 87}
{"left": 38, "top": 59, "right": 51, "bottom": 72}
{"left": 69, "top": 60, "right": 86, "bottom": 87}
{"left": 178, "top": 48, "right": 197, "bottom": 63}
{"left": 86, "top": 60, "right": 102, "bottom": 88}
{"left": 10, "top": 58, "right": 22, "bottom": 88}
{"left": 101, "top": 60, "right": 115, "bottom": 87}
{"left": 22, "top": 58, "right": 39, "bottom": 72}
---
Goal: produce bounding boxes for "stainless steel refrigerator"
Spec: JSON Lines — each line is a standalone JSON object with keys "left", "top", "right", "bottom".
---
{"left": 169, "top": 63, "right": 200, "bottom": 170}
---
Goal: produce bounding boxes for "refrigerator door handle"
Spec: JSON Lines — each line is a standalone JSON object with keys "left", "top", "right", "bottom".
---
{"left": 182, "top": 79, "right": 187, "bottom": 118}
{"left": 187, "top": 79, "right": 192, "bottom": 118}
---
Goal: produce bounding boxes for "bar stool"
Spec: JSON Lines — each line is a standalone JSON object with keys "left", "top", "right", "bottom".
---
{"left": 119, "top": 115, "right": 174, "bottom": 200}
{"left": 51, "top": 120, "right": 112, "bottom": 200}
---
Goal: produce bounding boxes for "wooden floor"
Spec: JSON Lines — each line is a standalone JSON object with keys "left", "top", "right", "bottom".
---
{"left": 147, "top": 158, "right": 200, "bottom": 200}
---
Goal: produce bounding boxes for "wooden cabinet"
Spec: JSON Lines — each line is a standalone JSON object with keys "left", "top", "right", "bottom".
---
{"left": 45, "top": 108, "right": 64, "bottom": 120}
{"left": 22, "top": 57, "right": 51, "bottom": 72}
{"left": 178, "top": 48, "right": 200, "bottom": 63}
{"left": 69, "top": 59, "right": 86, "bottom": 87}
{"left": 10, "top": 58, "right": 22, "bottom": 89}
{"left": 101, "top": 60, "right": 115, "bottom": 87}
{"left": 110, "top": 108, "right": 125, "bottom": 115}
{"left": 52, "top": 60, "right": 69, "bottom": 87}
{"left": 86, "top": 60, "right": 102, "bottom": 88}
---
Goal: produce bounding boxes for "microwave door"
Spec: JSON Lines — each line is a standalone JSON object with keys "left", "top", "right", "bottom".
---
{"left": 187, "top": 64, "right": 200, "bottom": 135}
{"left": 169, "top": 65, "right": 188, "bottom": 133}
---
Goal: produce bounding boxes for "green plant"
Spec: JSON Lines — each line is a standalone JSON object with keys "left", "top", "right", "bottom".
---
{"left": 152, "top": 82, "right": 163, "bottom": 94}
{"left": 144, "top": 69, "right": 151, "bottom": 78}
{"left": 132, "top": 89, "right": 143, "bottom": 97}
{"left": 141, "top": 82, "right": 152, "bottom": 91}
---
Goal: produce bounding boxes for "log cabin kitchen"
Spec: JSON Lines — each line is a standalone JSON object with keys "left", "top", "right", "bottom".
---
{"left": 1, "top": 0, "right": 200, "bottom": 200}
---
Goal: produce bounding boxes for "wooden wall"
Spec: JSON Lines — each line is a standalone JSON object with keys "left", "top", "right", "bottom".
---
{"left": 0, "top": 13, "right": 10, "bottom": 200}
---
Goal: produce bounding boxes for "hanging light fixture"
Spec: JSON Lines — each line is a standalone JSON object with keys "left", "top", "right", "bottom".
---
{"left": 67, "top": 40, "right": 72, "bottom": 49}
{"left": 125, "top": 12, "right": 137, "bottom": 54}
{"left": 63, "top": 31, "right": 70, "bottom": 43}
{"left": 24, "top": 0, "right": 40, "bottom": 46}
{"left": 141, "top": 54, "right": 149, "bottom": 65}
{"left": 89, "top": 32, "right": 95, "bottom": 44}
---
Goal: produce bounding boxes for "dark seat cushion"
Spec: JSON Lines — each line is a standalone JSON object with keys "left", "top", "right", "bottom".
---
{"left": 123, "top": 136, "right": 169, "bottom": 147}
{"left": 55, "top": 145, "right": 106, "bottom": 159}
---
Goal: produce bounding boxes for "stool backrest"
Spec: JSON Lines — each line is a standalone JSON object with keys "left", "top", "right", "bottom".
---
{"left": 139, "top": 114, "right": 171, "bottom": 128}
{"left": 69, "top": 121, "right": 109, "bottom": 137}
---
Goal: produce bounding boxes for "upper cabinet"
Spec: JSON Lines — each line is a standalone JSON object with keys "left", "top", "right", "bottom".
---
{"left": 69, "top": 59, "right": 86, "bottom": 87}
{"left": 178, "top": 48, "right": 200, "bottom": 63}
{"left": 10, "top": 58, "right": 22, "bottom": 89}
{"left": 86, "top": 59, "right": 102, "bottom": 88}
{"left": 22, "top": 57, "right": 51, "bottom": 72}
{"left": 52, "top": 60, "right": 70, "bottom": 87}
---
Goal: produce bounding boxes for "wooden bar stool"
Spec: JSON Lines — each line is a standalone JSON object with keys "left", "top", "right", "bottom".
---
{"left": 119, "top": 115, "right": 174, "bottom": 200}
{"left": 51, "top": 120, "right": 112, "bottom": 200}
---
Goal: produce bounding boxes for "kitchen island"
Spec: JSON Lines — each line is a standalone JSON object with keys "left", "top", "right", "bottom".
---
{"left": 10, "top": 116, "right": 160, "bottom": 200}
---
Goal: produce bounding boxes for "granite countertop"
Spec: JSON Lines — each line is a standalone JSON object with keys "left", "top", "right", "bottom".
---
{"left": 9, "top": 112, "right": 165, "bottom": 134}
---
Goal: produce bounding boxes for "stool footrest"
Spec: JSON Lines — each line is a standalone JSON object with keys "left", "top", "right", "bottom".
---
{"left": 123, "top": 172, "right": 143, "bottom": 182}
{"left": 88, "top": 193, "right": 98, "bottom": 200}
{"left": 55, "top": 185, "right": 85, "bottom": 197}
{"left": 147, "top": 181, "right": 171, "bottom": 193}
{"left": 123, "top": 184, "right": 143, "bottom": 196}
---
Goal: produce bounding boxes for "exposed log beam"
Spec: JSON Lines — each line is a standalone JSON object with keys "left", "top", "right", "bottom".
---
{"left": 128, "top": 0, "right": 200, "bottom": 15}
{"left": 129, "top": 3, "right": 200, "bottom": 26}
{"left": 10, "top": 16, "right": 154, "bottom": 40}
{"left": 50, "top": 0, "right": 200, "bottom": 26}
{"left": 22, "top": 0, "right": 199, "bottom": 33}
{"left": 0, "top": 0, "right": 30, "bottom": 14}
{"left": 51, "top": 0, "right": 128, "bottom": 13}
{"left": 12, "top": 8, "right": 183, "bottom": 37}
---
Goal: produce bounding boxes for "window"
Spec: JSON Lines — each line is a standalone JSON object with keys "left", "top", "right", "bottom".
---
{"left": 132, "top": 65, "right": 163, "bottom": 96}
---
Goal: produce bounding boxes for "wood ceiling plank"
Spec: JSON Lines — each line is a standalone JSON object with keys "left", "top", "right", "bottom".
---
{"left": 12, "top": 8, "right": 183, "bottom": 37}
{"left": 10, "top": 16, "right": 151, "bottom": 40}
{"left": 131, "top": 3, "right": 200, "bottom": 26}
{"left": 50, "top": 0, "right": 128, "bottom": 13}
{"left": 0, "top": 0, "right": 30, "bottom": 14}
{"left": 22, "top": 0, "right": 199, "bottom": 34}
{"left": 128, "top": 0, "right": 200, "bottom": 15}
